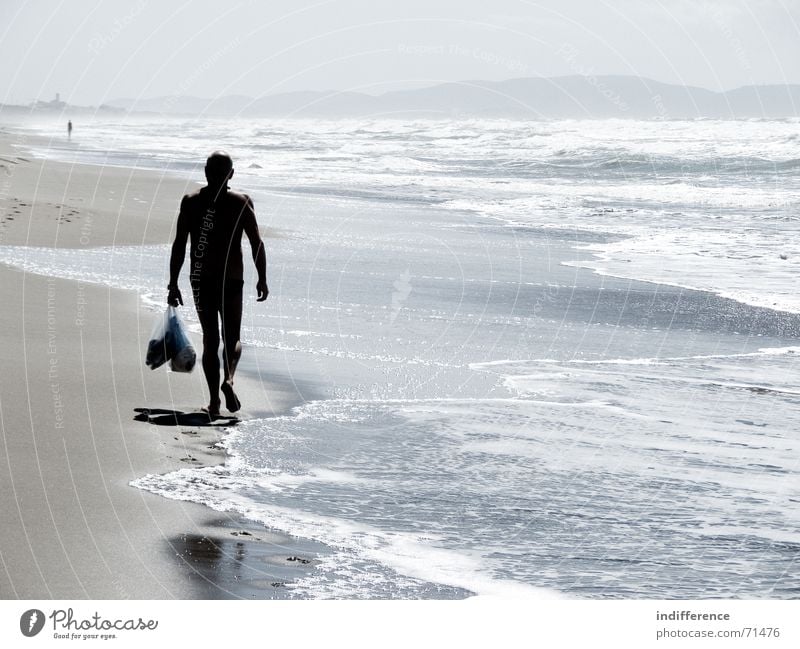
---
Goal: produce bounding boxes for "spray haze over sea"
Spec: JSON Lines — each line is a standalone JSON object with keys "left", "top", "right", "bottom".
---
{"left": 6, "top": 116, "right": 800, "bottom": 598}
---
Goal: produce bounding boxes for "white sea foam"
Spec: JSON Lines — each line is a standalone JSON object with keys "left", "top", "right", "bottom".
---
{"left": 23, "top": 116, "right": 800, "bottom": 316}
{"left": 161, "top": 480, "right": 559, "bottom": 599}
{"left": 470, "top": 346, "right": 800, "bottom": 371}
{"left": 134, "top": 357, "right": 800, "bottom": 598}
{"left": 133, "top": 415, "right": 561, "bottom": 599}
{"left": 565, "top": 227, "right": 800, "bottom": 314}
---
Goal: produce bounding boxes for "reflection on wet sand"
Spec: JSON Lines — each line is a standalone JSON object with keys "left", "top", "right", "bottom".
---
{"left": 168, "top": 522, "right": 324, "bottom": 599}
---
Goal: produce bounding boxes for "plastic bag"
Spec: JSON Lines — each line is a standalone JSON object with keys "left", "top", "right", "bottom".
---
{"left": 145, "top": 306, "right": 196, "bottom": 372}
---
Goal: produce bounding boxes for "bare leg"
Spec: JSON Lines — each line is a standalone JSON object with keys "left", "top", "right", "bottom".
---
{"left": 220, "top": 282, "right": 243, "bottom": 412}
{"left": 222, "top": 340, "right": 242, "bottom": 383}
{"left": 202, "top": 330, "right": 221, "bottom": 416}
{"left": 195, "top": 286, "right": 222, "bottom": 416}
{"left": 220, "top": 342, "right": 242, "bottom": 413}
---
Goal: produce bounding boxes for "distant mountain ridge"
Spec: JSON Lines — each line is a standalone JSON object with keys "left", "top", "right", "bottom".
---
{"left": 105, "top": 75, "right": 799, "bottom": 119}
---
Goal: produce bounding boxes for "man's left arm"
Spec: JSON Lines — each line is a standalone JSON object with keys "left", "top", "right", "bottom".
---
{"left": 243, "top": 195, "right": 268, "bottom": 302}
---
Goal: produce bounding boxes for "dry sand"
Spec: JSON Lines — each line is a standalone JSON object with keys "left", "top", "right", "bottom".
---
{"left": 0, "top": 130, "right": 320, "bottom": 599}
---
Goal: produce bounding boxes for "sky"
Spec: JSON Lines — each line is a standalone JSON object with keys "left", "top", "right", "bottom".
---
{"left": 0, "top": 0, "right": 798, "bottom": 105}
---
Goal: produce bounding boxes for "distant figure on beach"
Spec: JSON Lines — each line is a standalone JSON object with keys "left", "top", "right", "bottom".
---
{"left": 67, "top": 120, "right": 72, "bottom": 140}
{"left": 168, "top": 151, "right": 268, "bottom": 417}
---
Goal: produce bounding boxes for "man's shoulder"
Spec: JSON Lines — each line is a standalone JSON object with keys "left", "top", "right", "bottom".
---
{"left": 182, "top": 188, "right": 205, "bottom": 203}
{"left": 179, "top": 188, "right": 205, "bottom": 214}
{"left": 226, "top": 190, "right": 253, "bottom": 206}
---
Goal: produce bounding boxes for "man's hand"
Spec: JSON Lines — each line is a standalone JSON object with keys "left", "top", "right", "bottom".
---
{"left": 168, "top": 285, "right": 183, "bottom": 307}
{"left": 256, "top": 279, "right": 269, "bottom": 302}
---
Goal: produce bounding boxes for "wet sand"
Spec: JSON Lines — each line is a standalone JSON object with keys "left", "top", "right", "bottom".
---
{"left": 0, "top": 130, "right": 321, "bottom": 598}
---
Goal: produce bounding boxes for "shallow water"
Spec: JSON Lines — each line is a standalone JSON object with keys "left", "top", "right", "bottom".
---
{"left": 6, "top": 117, "right": 800, "bottom": 598}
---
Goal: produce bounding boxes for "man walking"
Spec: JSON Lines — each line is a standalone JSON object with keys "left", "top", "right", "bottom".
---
{"left": 168, "top": 151, "right": 268, "bottom": 416}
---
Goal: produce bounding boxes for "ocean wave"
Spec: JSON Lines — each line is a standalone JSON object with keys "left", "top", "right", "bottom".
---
{"left": 16, "top": 115, "right": 800, "bottom": 355}
{"left": 132, "top": 407, "right": 563, "bottom": 599}
{"left": 129, "top": 360, "right": 800, "bottom": 599}
{"left": 564, "top": 227, "right": 800, "bottom": 315}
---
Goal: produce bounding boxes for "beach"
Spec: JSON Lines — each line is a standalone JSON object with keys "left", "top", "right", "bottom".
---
{"left": 1, "top": 117, "right": 800, "bottom": 599}
{"left": 0, "top": 130, "right": 322, "bottom": 599}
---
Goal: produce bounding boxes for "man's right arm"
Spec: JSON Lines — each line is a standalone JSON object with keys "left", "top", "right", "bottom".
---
{"left": 168, "top": 196, "right": 189, "bottom": 306}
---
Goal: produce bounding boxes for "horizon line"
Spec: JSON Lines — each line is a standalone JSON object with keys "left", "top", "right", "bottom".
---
{"left": 9, "top": 73, "right": 800, "bottom": 108}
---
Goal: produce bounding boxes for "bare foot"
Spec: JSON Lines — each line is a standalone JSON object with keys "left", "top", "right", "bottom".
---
{"left": 221, "top": 381, "right": 241, "bottom": 413}
{"left": 202, "top": 402, "right": 221, "bottom": 419}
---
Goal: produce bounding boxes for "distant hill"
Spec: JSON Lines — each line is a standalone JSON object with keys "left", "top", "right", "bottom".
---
{"left": 106, "top": 75, "right": 800, "bottom": 119}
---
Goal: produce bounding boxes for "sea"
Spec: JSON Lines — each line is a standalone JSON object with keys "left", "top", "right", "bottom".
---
{"left": 3, "top": 116, "right": 800, "bottom": 598}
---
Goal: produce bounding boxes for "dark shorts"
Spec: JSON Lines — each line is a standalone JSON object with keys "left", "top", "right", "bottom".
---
{"left": 191, "top": 279, "right": 244, "bottom": 343}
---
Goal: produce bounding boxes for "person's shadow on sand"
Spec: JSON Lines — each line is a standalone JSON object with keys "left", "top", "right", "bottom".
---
{"left": 134, "top": 407, "right": 240, "bottom": 427}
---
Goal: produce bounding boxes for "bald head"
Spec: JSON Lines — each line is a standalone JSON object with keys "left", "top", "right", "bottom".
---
{"left": 205, "top": 151, "right": 234, "bottom": 188}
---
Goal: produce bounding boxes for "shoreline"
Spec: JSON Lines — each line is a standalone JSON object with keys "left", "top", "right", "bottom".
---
{"left": 0, "top": 129, "right": 326, "bottom": 598}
